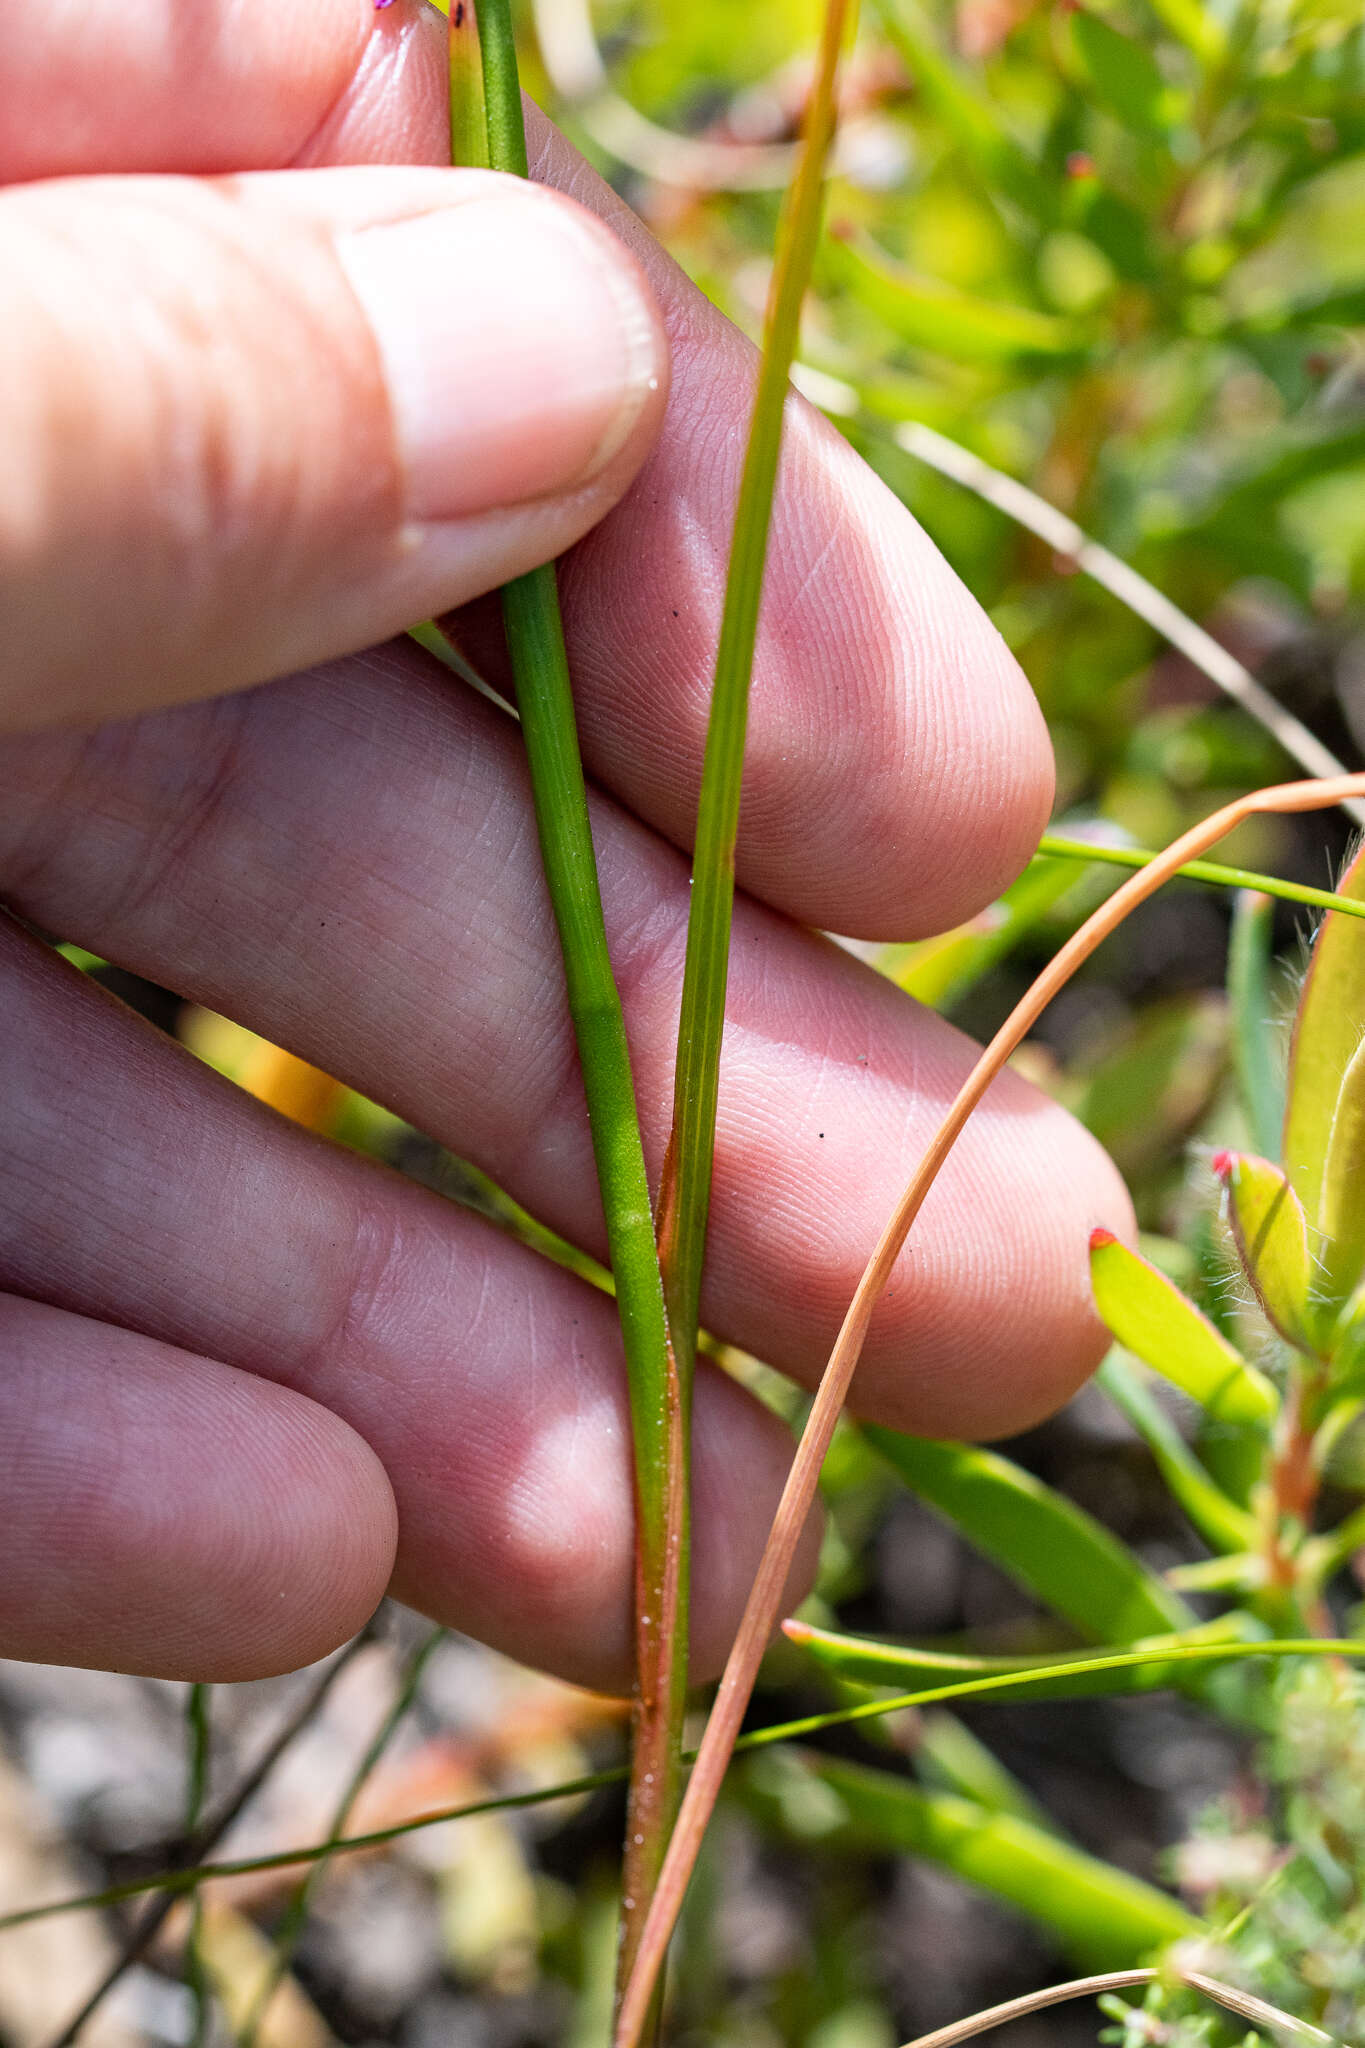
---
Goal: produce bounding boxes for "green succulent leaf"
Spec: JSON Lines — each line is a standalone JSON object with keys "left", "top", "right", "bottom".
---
{"left": 800, "top": 1756, "right": 1200, "bottom": 1969}
{"left": 1284, "top": 848, "right": 1365, "bottom": 1301}
{"left": 1227, "top": 889, "right": 1284, "bottom": 1162}
{"left": 864, "top": 1426, "right": 1193, "bottom": 1641}
{"left": 1096, "top": 1353, "right": 1258, "bottom": 1554}
{"left": 1214, "top": 1150, "right": 1325, "bottom": 1356}
{"left": 1089, "top": 1231, "right": 1278, "bottom": 1426}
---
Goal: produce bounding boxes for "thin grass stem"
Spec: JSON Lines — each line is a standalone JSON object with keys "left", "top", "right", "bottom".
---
{"left": 1037, "top": 833, "right": 1365, "bottom": 922}
{"left": 451, "top": 0, "right": 681, "bottom": 1987}
{"left": 12, "top": 1636, "right": 1365, "bottom": 1941}
{"left": 183, "top": 1684, "right": 212, "bottom": 2048}
{"left": 237, "top": 1629, "right": 445, "bottom": 2047}
{"left": 40, "top": 1628, "right": 375, "bottom": 2048}
{"left": 613, "top": 771, "right": 1365, "bottom": 2048}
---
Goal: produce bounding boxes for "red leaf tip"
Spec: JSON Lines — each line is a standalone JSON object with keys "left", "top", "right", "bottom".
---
{"left": 1089, "top": 1226, "right": 1117, "bottom": 1251}
{"left": 1211, "top": 1150, "right": 1236, "bottom": 1179}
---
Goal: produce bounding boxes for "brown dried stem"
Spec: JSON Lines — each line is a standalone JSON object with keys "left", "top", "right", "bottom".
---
{"left": 612, "top": 772, "right": 1365, "bottom": 2048}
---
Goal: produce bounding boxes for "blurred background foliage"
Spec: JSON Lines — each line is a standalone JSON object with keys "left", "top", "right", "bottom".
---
{"left": 12, "top": 2, "right": 1365, "bottom": 2046}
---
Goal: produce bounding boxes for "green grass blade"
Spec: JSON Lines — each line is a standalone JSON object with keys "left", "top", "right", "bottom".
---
{"left": 461, "top": 0, "right": 685, "bottom": 1973}
{"left": 868, "top": 0, "right": 1052, "bottom": 223}
{"left": 238, "top": 1630, "right": 445, "bottom": 2047}
{"left": 658, "top": 0, "right": 853, "bottom": 1413}
{"left": 914, "top": 1712, "right": 1061, "bottom": 1836}
{"left": 863, "top": 1426, "right": 1193, "bottom": 1640}
{"left": 1037, "top": 833, "right": 1365, "bottom": 925}
{"left": 1228, "top": 890, "right": 1284, "bottom": 1159}
{"left": 784, "top": 1612, "right": 1252, "bottom": 1704}
{"left": 800, "top": 1756, "right": 1199, "bottom": 1968}
{"left": 183, "top": 1685, "right": 212, "bottom": 2048}
{"left": 826, "top": 232, "right": 1087, "bottom": 363}
{"left": 15, "top": 1642, "right": 1365, "bottom": 1942}
{"left": 1095, "top": 1353, "right": 1257, "bottom": 1554}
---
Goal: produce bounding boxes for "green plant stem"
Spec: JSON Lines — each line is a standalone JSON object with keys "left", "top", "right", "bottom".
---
{"left": 1036, "top": 832, "right": 1365, "bottom": 921}
{"left": 41, "top": 1629, "right": 375, "bottom": 2048}
{"left": 17, "top": 1638, "right": 1365, "bottom": 1943}
{"left": 184, "top": 1684, "right": 212, "bottom": 2048}
{"left": 455, "top": 0, "right": 682, "bottom": 1995}
{"left": 238, "top": 1630, "right": 445, "bottom": 2046}
{"left": 658, "top": 0, "right": 852, "bottom": 1390}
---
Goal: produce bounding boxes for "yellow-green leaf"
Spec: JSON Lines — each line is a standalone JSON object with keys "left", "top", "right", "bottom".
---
{"left": 1089, "top": 1231, "right": 1278, "bottom": 1425}
{"left": 1284, "top": 844, "right": 1365, "bottom": 1294}
{"left": 1214, "top": 1150, "right": 1324, "bottom": 1355}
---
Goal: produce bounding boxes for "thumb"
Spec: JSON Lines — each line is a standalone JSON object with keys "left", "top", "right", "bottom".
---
{"left": 0, "top": 165, "right": 668, "bottom": 731}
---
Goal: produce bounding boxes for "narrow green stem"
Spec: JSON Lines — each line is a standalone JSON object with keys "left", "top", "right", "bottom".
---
{"left": 238, "top": 1630, "right": 445, "bottom": 2047}
{"left": 658, "top": 0, "right": 853, "bottom": 1388}
{"left": 183, "top": 1684, "right": 212, "bottom": 2048}
{"left": 453, "top": 0, "right": 683, "bottom": 1994}
{"left": 1036, "top": 832, "right": 1365, "bottom": 922}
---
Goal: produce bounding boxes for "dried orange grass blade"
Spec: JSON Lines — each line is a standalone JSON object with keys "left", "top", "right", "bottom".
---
{"left": 612, "top": 772, "right": 1365, "bottom": 2048}
{"left": 895, "top": 1966, "right": 1333, "bottom": 2048}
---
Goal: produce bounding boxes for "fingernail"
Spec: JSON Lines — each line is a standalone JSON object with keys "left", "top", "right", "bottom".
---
{"left": 337, "top": 187, "right": 664, "bottom": 524}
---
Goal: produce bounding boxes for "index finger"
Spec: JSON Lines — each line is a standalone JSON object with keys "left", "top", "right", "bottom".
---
{"left": 8, "top": 0, "right": 1053, "bottom": 939}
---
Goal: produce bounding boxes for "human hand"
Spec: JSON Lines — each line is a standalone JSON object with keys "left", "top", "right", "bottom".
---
{"left": 0, "top": 0, "right": 1132, "bottom": 1687}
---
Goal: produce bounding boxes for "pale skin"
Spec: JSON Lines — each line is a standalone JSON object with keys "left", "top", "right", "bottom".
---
{"left": 0, "top": 0, "right": 1133, "bottom": 1687}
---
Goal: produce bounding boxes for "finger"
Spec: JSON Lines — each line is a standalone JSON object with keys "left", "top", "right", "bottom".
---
{"left": 0, "top": 653, "right": 1131, "bottom": 1440}
{"left": 7, "top": 0, "right": 1048, "bottom": 937}
{"left": 0, "top": 928, "right": 817, "bottom": 1689}
{"left": 0, "top": 164, "right": 668, "bottom": 731}
{"left": 0, "top": 1293, "right": 397, "bottom": 1680}
{"left": 0, "top": 0, "right": 443, "bottom": 182}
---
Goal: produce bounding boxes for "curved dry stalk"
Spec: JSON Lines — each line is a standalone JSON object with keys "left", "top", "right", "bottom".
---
{"left": 893, "top": 420, "right": 1365, "bottom": 825}
{"left": 612, "top": 771, "right": 1365, "bottom": 2048}
{"left": 897, "top": 1967, "right": 1334, "bottom": 2048}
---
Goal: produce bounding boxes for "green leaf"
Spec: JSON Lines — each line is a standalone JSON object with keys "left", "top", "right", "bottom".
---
{"left": 803, "top": 1757, "right": 1199, "bottom": 1969}
{"left": 785, "top": 1611, "right": 1252, "bottom": 1704}
{"left": 1227, "top": 890, "right": 1285, "bottom": 1162}
{"left": 1089, "top": 1232, "right": 1278, "bottom": 1427}
{"left": 869, "top": 0, "right": 1053, "bottom": 224}
{"left": 1070, "top": 12, "right": 1178, "bottom": 138}
{"left": 1285, "top": 844, "right": 1365, "bottom": 1301}
{"left": 864, "top": 1426, "right": 1193, "bottom": 1641}
{"left": 1096, "top": 1353, "right": 1258, "bottom": 1554}
{"left": 1213, "top": 1150, "right": 1325, "bottom": 1356}
{"left": 873, "top": 853, "right": 1099, "bottom": 1011}
{"left": 915, "top": 1712, "right": 1061, "bottom": 1837}
{"left": 824, "top": 231, "right": 1088, "bottom": 363}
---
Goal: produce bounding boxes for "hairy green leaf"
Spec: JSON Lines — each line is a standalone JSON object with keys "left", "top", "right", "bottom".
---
{"left": 1284, "top": 844, "right": 1365, "bottom": 1300}
{"left": 1214, "top": 1150, "right": 1324, "bottom": 1355}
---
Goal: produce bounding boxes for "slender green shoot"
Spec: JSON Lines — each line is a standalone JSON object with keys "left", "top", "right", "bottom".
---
{"left": 183, "top": 1684, "right": 212, "bottom": 2048}
{"left": 41, "top": 1630, "right": 376, "bottom": 2048}
{"left": 450, "top": 0, "right": 681, "bottom": 1991}
{"left": 13, "top": 1637, "right": 1365, "bottom": 1945}
{"left": 1227, "top": 888, "right": 1285, "bottom": 1157}
{"left": 1037, "top": 832, "right": 1365, "bottom": 922}
{"left": 658, "top": 0, "right": 855, "bottom": 1401}
{"left": 238, "top": 1629, "right": 446, "bottom": 2046}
